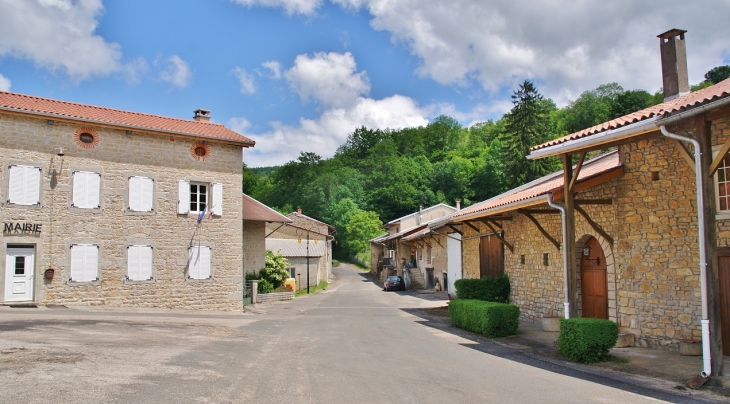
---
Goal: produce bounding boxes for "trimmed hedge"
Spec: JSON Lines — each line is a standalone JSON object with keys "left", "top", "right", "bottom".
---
{"left": 449, "top": 299, "right": 520, "bottom": 337}
{"left": 558, "top": 318, "right": 618, "bottom": 363}
{"left": 454, "top": 274, "right": 510, "bottom": 303}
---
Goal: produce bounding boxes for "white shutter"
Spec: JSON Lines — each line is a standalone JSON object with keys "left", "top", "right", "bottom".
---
{"left": 178, "top": 180, "right": 190, "bottom": 214}
{"left": 128, "top": 245, "right": 152, "bottom": 280}
{"left": 212, "top": 183, "right": 222, "bottom": 216}
{"left": 70, "top": 244, "right": 98, "bottom": 282}
{"left": 73, "top": 171, "right": 99, "bottom": 209}
{"left": 189, "top": 246, "right": 211, "bottom": 279}
{"left": 128, "top": 245, "right": 140, "bottom": 280}
{"left": 129, "top": 176, "right": 154, "bottom": 212}
{"left": 87, "top": 172, "right": 100, "bottom": 208}
{"left": 25, "top": 166, "right": 41, "bottom": 205}
{"left": 84, "top": 245, "right": 99, "bottom": 282}
{"left": 8, "top": 165, "right": 40, "bottom": 205}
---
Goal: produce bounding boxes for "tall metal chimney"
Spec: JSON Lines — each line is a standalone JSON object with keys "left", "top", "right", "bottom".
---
{"left": 658, "top": 29, "right": 689, "bottom": 102}
{"left": 456, "top": 199, "right": 461, "bottom": 211}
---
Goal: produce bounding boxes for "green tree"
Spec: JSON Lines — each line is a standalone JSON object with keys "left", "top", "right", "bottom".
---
{"left": 343, "top": 210, "right": 383, "bottom": 255}
{"left": 260, "top": 249, "right": 291, "bottom": 289}
{"left": 705, "top": 65, "right": 730, "bottom": 84}
{"left": 611, "top": 89, "right": 656, "bottom": 118}
{"left": 500, "top": 80, "right": 561, "bottom": 189}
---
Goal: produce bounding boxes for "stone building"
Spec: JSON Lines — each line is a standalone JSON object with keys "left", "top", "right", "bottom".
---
{"left": 242, "top": 193, "right": 292, "bottom": 275}
{"left": 443, "top": 30, "right": 730, "bottom": 375}
{"left": 369, "top": 203, "right": 456, "bottom": 290}
{"left": 1, "top": 91, "right": 255, "bottom": 310}
{"left": 265, "top": 209, "right": 335, "bottom": 287}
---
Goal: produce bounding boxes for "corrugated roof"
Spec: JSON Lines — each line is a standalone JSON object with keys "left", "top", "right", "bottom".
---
{"left": 0, "top": 91, "right": 255, "bottom": 146}
{"left": 242, "top": 194, "right": 292, "bottom": 223}
{"left": 266, "top": 238, "right": 325, "bottom": 257}
{"left": 531, "top": 78, "right": 730, "bottom": 151}
{"left": 451, "top": 150, "right": 620, "bottom": 219}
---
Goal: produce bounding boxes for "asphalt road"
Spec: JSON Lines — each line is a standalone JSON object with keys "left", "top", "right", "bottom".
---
{"left": 0, "top": 265, "right": 721, "bottom": 403}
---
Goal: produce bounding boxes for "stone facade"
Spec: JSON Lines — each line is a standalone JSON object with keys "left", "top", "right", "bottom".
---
{"left": 0, "top": 113, "right": 245, "bottom": 310}
{"left": 459, "top": 116, "right": 730, "bottom": 350}
{"left": 244, "top": 220, "right": 266, "bottom": 275}
{"left": 265, "top": 221, "right": 332, "bottom": 284}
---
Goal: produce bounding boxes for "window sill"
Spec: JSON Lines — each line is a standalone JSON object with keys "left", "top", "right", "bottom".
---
{"left": 717, "top": 212, "right": 730, "bottom": 221}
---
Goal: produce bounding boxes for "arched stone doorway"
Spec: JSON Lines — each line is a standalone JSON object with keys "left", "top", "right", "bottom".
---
{"left": 580, "top": 236, "right": 608, "bottom": 319}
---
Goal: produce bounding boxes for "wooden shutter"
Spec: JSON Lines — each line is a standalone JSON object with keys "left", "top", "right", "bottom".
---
{"left": 178, "top": 180, "right": 190, "bottom": 214}
{"left": 189, "top": 246, "right": 211, "bottom": 279}
{"left": 128, "top": 245, "right": 153, "bottom": 281}
{"left": 212, "top": 183, "right": 222, "bottom": 216}
{"left": 8, "top": 165, "right": 40, "bottom": 205}
{"left": 73, "top": 171, "right": 100, "bottom": 209}
{"left": 129, "top": 176, "right": 154, "bottom": 212}
{"left": 70, "top": 244, "right": 98, "bottom": 282}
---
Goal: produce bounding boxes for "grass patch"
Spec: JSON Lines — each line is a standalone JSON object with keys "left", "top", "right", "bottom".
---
{"left": 295, "top": 280, "right": 329, "bottom": 296}
{"left": 424, "top": 306, "right": 450, "bottom": 317}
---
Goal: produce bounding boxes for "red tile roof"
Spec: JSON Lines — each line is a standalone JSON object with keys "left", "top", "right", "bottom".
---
{"left": 0, "top": 91, "right": 255, "bottom": 146}
{"left": 531, "top": 78, "right": 730, "bottom": 151}
{"left": 242, "top": 194, "right": 292, "bottom": 223}
{"left": 451, "top": 151, "right": 620, "bottom": 219}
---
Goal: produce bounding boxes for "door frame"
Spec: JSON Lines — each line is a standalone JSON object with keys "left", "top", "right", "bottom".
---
{"left": 579, "top": 236, "right": 608, "bottom": 319}
{"left": 4, "top": 244, "right": 36, "bottom": 303}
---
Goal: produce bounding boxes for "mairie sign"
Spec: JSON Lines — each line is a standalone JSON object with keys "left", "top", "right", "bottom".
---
{"left": 3, "top": 222, "right": 42, "bottom": 235}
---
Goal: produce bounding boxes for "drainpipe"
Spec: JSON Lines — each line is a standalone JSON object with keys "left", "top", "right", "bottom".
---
{"left": 546, "top": 194, "right": 570, "bottom": 319}
{"left": 659, "top": 125, "right": 711, "bottom": 378}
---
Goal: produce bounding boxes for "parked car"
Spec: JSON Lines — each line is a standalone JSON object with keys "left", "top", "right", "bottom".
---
{"left": 383, "top": 275, "right": 405, "bottom": 291}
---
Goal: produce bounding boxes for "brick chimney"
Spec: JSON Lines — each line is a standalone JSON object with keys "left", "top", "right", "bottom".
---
{"left": 658, "top": 29, "right": 689, "bottom": 101}
{"left": 193, "top": 109, "right": 211, "bottom": 122}
{"left": 297, "top": 208, "right": 302, "bottom": 215}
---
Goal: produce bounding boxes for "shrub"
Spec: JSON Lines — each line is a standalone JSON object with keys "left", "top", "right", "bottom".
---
{"left": 454, "top": 274, "right": 510, "bottom": 303}
{"left": 245, "top": 272, "right": 259, "bottom": 282}
{"left": 257, "top": 278, "right": 274, "bottom": 294}
{"left": 260, "top": 250, "right": 291, "bottom": 289}
{"left": 332, "top": 260, "right": 340, "bottom": 267}
{"left": 449, "top": 299, "right": 520, "bottom": 337}
{"left": 558, "top": 318, "right": 618, "bottom": 363}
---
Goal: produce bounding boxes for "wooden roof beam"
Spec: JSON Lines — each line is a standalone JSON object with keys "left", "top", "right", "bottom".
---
{"left": 520, "top": 211, "right": 560, "bottom": 251}
{"left": 574, "top": 205, "right": 614, "bottom": 245}
{"left": 482, "top": 221, "right": 514, "bottom": 253}
{"left": 568, "top": 152, "right": 586, "bottom": 192}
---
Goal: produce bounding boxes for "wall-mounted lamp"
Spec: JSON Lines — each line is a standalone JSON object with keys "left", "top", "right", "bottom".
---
{"left": 582, "top": 246, "right": 591, "bottom": 256}
{"left": 54, "top": 147, "right": 65, "bottom": 157}
{"left": 47, "top": 120, "right": 54, "bottom": 125}
{"left": 582, "top": 246, "right": 600, "bottom": 265}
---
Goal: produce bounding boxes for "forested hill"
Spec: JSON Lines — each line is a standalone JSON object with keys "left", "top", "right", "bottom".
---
{"left": 244, "top": 69, "right": 729, "bottom": 261}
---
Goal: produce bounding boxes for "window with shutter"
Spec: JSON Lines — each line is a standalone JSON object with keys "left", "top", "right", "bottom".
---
{"left": 212, "top": 183, "right": 222, "bottom": 216}
{"left": 127, "top": 245, "right": 153, "bottom": 281}
{"left": 72, "top": 171, "right": 101, "bottom": 209}
{"left": 189, "top": 182, "right": 208, "bottom": 213}
{"left": 178, "top": 180, "right": 190, "bottom": 214}
{"left": 8, "top": 165, "right": 41, "bottom": 205}
{"left": 70, "top": 244, "right": 99, "bottom": 282}
{"left": 129, "top": 176, "right": 154, "bottom": 212}
{"left": 188, "top": 245, "right": 211, "bottom": 279}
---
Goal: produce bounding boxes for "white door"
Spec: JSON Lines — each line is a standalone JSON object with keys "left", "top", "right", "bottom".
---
{"left": 446, "top": 233, "right": 462, "bottom": 298}
{"left": 4, "top": 246, "right": 35, "bottom": 302}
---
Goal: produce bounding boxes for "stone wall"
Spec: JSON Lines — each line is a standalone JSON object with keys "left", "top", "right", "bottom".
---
{"left": 244, "top": 220, "right": 266, "bottom": 275}
{"left": 256, "top": 291, "right": 294, "bottom": 303}
{"left": 0, "top": 113, "right": 244, "bottom": 310}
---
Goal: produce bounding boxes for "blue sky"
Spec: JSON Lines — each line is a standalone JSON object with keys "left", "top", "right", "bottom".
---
{"left": 1, "top": 0, "right": 729, "bottom": 167}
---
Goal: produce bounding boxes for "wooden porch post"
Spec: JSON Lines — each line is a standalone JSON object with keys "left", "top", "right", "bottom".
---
{"left": 563, "top": 153, "right": 578, "bottom": 318}
{"left": 695, "top": 115, "right": 724, "bottom": 376}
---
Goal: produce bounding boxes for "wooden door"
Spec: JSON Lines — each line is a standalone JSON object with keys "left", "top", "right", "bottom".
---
{"left": 718, "top": 256, "right": 730, "bottom": 356}
{"left": 479, "top": 234, "right": 504, "bottom": 278}
{"left": 580, "top": 237, "right": 608, "bottom": 319}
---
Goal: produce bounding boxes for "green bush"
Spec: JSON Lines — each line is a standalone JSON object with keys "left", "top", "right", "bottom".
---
{"left": 260, "top": 250, "right": 291, "bottom": 289}
{"left": 558, "top": 318, "right": 618, "bottom": 363}
{"left": 449, "top": 299, "right": 520, "bottom": 337}
{"left": 257, "top": 278, "right": 274, "bottom": 294}
{"left": 332, "top": 260, "right": 340, "bottom": 267}
{"left": 245, "top": 272, "right": 259, "bottom": 281}
{"left": 454, "top": 274, "right": 510, "bottom": 303}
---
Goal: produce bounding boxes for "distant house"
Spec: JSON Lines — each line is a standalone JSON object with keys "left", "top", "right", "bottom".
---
{"left": 242, "top": 193, "right": 292, "bottom": 275}
{"left": 369, "top": 203, "right": 457, "bottom": 291}
{"left": 266, "top": 209, "right": 335, "bottom": 288}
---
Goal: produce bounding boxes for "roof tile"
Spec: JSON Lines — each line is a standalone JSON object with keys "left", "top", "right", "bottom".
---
{"left": 0, "top": 91, "right": 255, "bottom": 145}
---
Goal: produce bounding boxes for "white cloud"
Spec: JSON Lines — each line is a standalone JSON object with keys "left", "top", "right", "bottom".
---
{"left": 0, "top": 0, "right": 123, "bottom": 81}
{"left": 0, "top": 73, "right": 10, "bottom": 91}
{"left": 261, "top": 60, "right": 283, "bottom": 79}
{"left": 233, "top": 67, "right": 256, "bottom": 94}
{"left": 230, "top": 0, "right": 322, "bottom": 15}
{"left": 238, "top": 94, "right": 428, "bottom": 167}
{"left": 284, "top": 52, "right": 370, "bottom": 107}
{"left": 158, "top": 55, "right": 192, "bottom": 88}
